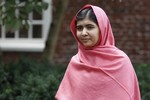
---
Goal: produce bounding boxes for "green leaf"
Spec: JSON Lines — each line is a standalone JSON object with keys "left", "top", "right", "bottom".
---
{"left": 25, "top": 2, "right": 34, "bottom": 13}
{"left": 41, "top": 2, "right": 49, "bottom": 10}
{"left": 5, "top": 18, "right": 22, "bottom": 32}
{"left": 34, "top": 5, "right": 43, "bottom": 13}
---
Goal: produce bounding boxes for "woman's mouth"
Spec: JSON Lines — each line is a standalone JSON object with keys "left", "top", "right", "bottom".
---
{"left": 81, "top": 38, "right": 90, "bottom": 42}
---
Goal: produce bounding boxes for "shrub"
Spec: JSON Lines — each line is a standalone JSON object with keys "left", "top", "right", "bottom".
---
{"left": 0, "top": 57, "right": 149, "bottom": 100}
{"left": 0, "top": 57, "right": 66, "bottom": 100}
{"left": 134, "top": 63, "right": 150, "bottom": 100}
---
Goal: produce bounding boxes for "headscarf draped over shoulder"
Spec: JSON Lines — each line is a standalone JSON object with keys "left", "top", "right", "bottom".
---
{"left": 55, "top": 4, "right": 141, "bottom": 100}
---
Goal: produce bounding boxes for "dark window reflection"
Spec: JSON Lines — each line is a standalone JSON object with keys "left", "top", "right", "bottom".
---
{"left": 19, "top": 27, "right": 28, "bottom": 38}
{"left": 33, "top": 25, "right": 42, "bottom": 38}
{"left": 6, "top": 31, "right": 15, "bottom": 38}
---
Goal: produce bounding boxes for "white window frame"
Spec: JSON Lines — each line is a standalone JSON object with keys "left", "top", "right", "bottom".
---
{"left": 0, "top": 0, "right": 52, "bottom": 52}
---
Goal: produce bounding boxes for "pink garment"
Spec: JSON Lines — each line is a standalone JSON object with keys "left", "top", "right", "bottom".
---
{"left": 55, "top": 4, "right": 141, "bottom": 100}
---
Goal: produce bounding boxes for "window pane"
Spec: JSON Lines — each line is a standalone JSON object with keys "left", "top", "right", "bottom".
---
{"left": 37, "top": 0, "right": 42, "bottom": 2}
{"left": 19, "top": 27, "right": 28, "bottom": 38}
{"left": 19, "top": 0, "right": 26, "bottom": 2}
{"left": 33, "top": 25, "right": 42, "bottom": 38}
{"left": 33, "top": 10, "right": 42, "bottom": 20}
{"left": 6, "top": 31, "right": 15, "bottom": 38}
{"left": 0, "top": 26, "right": 1, "bottom": 38}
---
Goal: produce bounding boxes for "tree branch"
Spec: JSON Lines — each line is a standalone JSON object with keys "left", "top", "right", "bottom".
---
{"left": 43, "top": 0, "right": 69, "bottom": 63}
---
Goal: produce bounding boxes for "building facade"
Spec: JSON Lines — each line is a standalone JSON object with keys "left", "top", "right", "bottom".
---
{"left": 1, "top": 0, "right": 150, "bottom": 65}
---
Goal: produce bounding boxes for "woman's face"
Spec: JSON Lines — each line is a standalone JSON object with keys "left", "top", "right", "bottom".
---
{"left": 76, "top": 18, "right": 100, "bottom": 48}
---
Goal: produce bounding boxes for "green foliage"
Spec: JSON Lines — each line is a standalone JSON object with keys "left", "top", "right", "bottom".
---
{"left": 0, "top": 57, "right": 149, "bottom": 99}
{"left": 0, "top": 57, "right": 66, "bottom": 100}
{"left": 134, "top": 64, "right": 150, "bottom": 100}
{"left": 0, "top": 0, "right": 49, "bottom": 32}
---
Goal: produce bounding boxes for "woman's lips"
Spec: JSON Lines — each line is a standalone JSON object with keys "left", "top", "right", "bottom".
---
{"left": 81, "top": 38, "right": 90, "bottom": 42}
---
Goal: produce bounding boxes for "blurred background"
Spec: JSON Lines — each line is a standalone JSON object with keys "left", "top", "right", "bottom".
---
{"left": 0, "top": 0, "right": 150, "bottom": 99}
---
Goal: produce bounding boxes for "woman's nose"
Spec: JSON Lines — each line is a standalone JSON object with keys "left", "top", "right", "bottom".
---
{"left": 81, "top": 28, "right": 88, "bottom": 36}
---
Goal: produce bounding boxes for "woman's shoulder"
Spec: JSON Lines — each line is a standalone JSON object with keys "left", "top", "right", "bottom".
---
{"left": 113, "top": 47, "right": 132, "bottom": 62}
{"left": 99, "top": 45, "right": 131, "bottom": 62}
{"left": 99, "top": 45, "right": 129, "bottom": 58}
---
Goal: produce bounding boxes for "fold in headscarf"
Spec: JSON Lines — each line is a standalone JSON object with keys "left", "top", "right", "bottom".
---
{"left": 55, "top": 4, "right": 141, "bottom": 100}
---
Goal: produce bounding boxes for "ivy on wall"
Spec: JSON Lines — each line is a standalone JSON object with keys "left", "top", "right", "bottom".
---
{"left": 0, "top": 0, "right": 48, "bottom": 32}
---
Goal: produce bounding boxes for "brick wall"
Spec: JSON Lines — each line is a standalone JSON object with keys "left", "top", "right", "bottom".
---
{"left": 1, "top": 0, "right": 150, "bottom": 65}
{"left": 53, "top": 0, "right": 150, "bottom": 64}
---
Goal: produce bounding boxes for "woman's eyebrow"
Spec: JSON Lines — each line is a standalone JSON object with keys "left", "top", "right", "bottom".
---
{"left": 85, "top": 24, "right": 95, "bottom": 27}
{"left": 86, "top": 24, "right": 94, "bottom": 26}
{"left": 77, "top": 24, "right": 94, "bottom": 26}
{"left": 76, "top": 25, "right": 83, "bottom": 28}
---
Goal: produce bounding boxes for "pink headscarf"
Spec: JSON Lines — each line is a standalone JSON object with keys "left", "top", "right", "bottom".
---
{"left": 55, "top": 4, "right": 141, "bottom": 100}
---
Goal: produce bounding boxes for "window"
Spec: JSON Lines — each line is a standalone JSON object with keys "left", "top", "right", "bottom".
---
{"left": 0, "top": 0, "right": 52, "bottom": 52}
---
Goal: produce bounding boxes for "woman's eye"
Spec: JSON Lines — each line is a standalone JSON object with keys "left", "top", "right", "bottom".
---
{"left": 86, "top": 24, "right": 95, "bottom": 30}
{"left": 87, "top": 26, "right": 94, "bottom": 30}
{"left": 87, "top": 26, "right": 93, "bottom": 29}
{"left": 77, "top": 26, "right": 83, "bottom": 31}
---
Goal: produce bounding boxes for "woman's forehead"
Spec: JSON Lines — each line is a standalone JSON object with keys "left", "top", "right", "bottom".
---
{"left": 76, "top": 18, "right": 97, "bottom": 26}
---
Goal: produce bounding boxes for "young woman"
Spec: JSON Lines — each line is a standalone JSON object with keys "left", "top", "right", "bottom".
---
{"left": 55, "top": 4, "right": 141, "bottom": 100}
